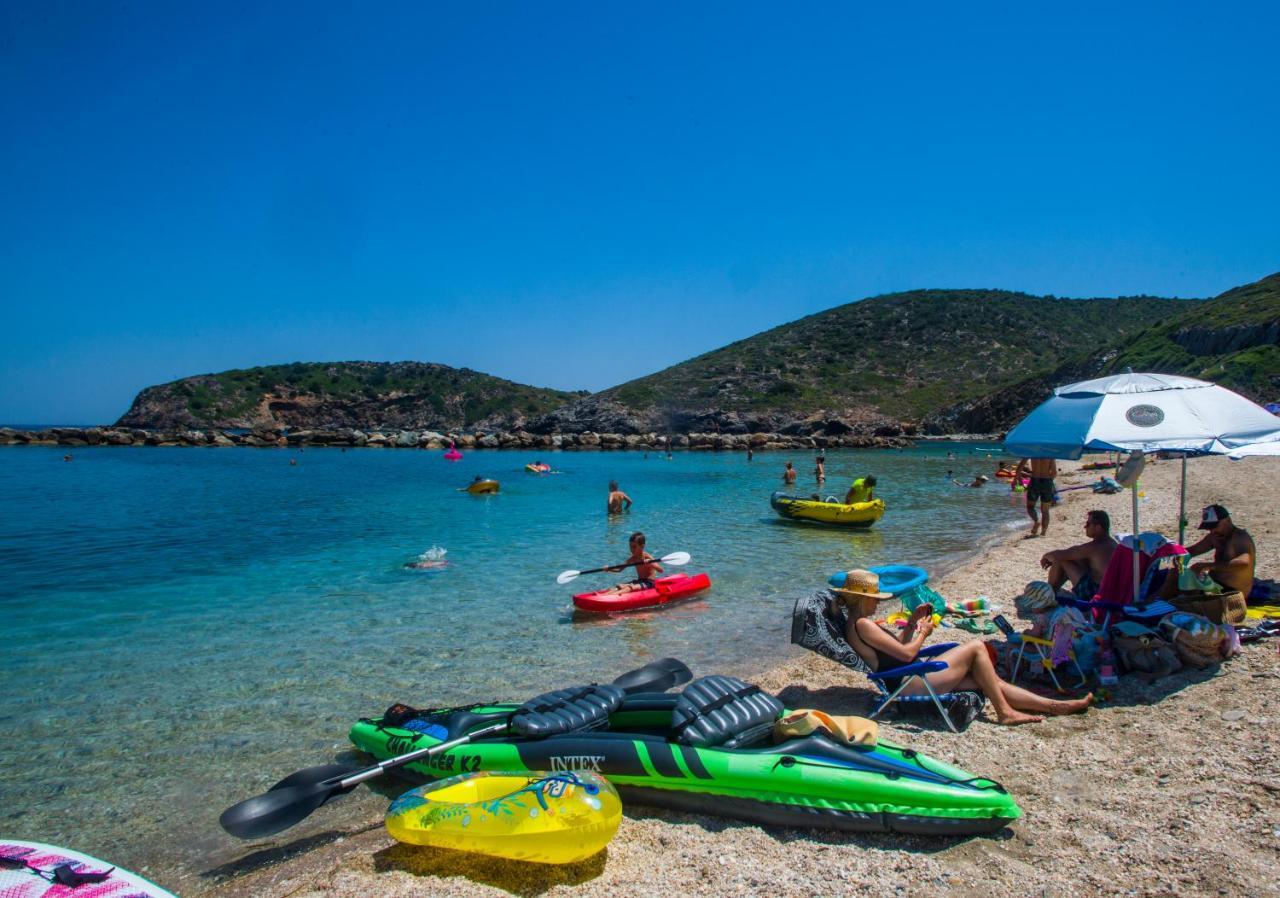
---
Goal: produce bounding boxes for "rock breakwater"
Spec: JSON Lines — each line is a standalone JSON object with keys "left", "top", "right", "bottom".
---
{"left": 0, "top": 426, "right": 912, "bottom": 451}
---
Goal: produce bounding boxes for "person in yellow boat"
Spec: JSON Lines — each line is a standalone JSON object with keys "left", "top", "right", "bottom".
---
{"left": 844, "top": 475, "right": 876, "bottom": 505}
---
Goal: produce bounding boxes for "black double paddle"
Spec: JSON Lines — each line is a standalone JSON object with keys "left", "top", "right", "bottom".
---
{"left": 219, "top": 657, "right": 692, "bottom": 839}
{"left": 556, "top": 551, "right": 691, "bottom": 585}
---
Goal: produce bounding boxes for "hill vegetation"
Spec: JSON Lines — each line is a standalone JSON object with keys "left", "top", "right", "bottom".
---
{"left": 598, "top": 290, "right": 1197, "bottom": 421}
{"left": 1106, "top": 272, "right": 1280, "bottom": 402}
{"left": 116, "top": 361, "right": 582, "bottom": 431}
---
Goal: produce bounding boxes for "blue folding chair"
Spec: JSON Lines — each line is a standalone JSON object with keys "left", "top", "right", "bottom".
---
{"left": 791, "top": 591, "right": 982, "bottom": 733}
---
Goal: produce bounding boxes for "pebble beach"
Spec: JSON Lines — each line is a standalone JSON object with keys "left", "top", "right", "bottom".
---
{"left": 201, "top": 453, "right": 1280, "bottom": 898}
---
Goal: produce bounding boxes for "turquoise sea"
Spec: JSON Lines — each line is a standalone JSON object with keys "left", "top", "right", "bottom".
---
{"left": 0, "top": 442, "right": 1026, "bottom": 892}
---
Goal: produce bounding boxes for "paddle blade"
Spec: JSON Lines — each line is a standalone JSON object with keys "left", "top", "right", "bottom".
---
{"left": 220, "top": 781, "right": 346, "bottom": 839}
{"left": 556, "top": 569, "right": 581, "bottom": 585}
{"left": 611, "top": 657, "right": 693, "bottom": 694}
{"left": 220, "top": 764, "right": 360, "bottom": 839}
{"left": 660, "top": 551, "right": 691, "bottom": 566}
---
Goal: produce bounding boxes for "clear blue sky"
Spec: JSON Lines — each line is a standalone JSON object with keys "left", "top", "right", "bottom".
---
{"left": 2, "top": 2, "right": 1277, "bottom": 424}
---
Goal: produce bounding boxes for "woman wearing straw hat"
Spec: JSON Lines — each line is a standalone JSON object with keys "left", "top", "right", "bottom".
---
{"left": 837, "top": 570, "right": 1094, "bottom": 726}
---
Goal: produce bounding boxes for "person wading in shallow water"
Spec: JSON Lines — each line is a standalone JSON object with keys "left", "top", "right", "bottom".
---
{"left": 607, "top": 480, "right": 633, "bottom": 514}
{"left": 1013, "top": 457, "right": 1058, "bottom": 537}
{"left": 783, "top": 462, "right": 797, "bottom": 484}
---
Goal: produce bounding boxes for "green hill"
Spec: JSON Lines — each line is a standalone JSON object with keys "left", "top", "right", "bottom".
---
{"left": 1106, "top": 272, "right": 1280, "bottom": 401}
{"left": 116, "top": 361, "right": 582, "bottom": 431}
{"left": 598, "top": 290, "right": 1197, "bottom": 422}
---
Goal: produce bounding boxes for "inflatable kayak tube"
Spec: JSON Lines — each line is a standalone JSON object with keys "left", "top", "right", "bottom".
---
{"left": 770, "top": 492, "right": 885, "bottom": 527}
{"left": 0, "top": 840, "right": 178, "bottom": 897}
{"left": 573, "top": 572, "right": 711, "bottom": 613}
{"left": 351, "top": 677, "right": 1021, "bottom": 837}
{"left": 524, "top": 464, "right": 551, "bottom": 473}
{"left": 467, "top": 479, "right": 500, "bottom": 495}
{"left": 829, "top": 565, "right": 927, "bottom": 596}
{"left": 387, "top": 770, "right": 621, "bottom": 863}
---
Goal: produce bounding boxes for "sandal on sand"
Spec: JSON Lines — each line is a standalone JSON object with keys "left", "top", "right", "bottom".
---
{"left": 956, "top": 618, "right": 996, "bottom": 635}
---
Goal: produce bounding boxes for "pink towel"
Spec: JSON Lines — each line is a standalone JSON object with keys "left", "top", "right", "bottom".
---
{"left": 1096, "top": 544, "right": 1153, "bottom": 607}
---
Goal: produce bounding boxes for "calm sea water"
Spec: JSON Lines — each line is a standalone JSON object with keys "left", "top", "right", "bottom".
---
{"left": 0, "top": 443, "right": 1024, "bottom": 892}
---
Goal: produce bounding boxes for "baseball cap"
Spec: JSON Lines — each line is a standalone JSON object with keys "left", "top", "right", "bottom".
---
{"left": 1198, "top": 504, "right": 1230, "bottom": 529}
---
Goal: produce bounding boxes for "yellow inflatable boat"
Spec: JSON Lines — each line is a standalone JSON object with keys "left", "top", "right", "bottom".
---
{"left": 386, "top": 770, "right": 622, "bottom": 864}
{"left": 466, "top": 479, "right": 500, "bottom": 495}
{"left": 770, "top": 491, "right": 885, "bottom": 527}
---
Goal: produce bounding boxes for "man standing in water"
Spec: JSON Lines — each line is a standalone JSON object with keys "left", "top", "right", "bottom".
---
{"left": 783, "top": 462, "right": 797, "bottom": 484}
{"left": 1013, "top": 457, "right": 1058, "bottom": 537}
{"left": 607, "top": 480, "right": 633, "bottom": 514}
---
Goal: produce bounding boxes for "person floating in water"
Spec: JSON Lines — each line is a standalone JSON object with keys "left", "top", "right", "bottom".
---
{"left": 953, "top": 474, "right": 990, "bottom": 487}
{"left": 845, "top": 475, "right": 876, "bottom": 504}
{"left": 783, "top": 462, "right": 797, "bottom": 484}
{"left": 607, "top": 480, "right": 633, "bottom": 513}
{"left": 604, "top": 531, "right": 663, "bottom": 594}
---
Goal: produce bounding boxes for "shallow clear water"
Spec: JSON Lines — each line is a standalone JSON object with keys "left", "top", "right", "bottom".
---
{"left": 0, "top": 443, "right": 1024, "bottom": 891}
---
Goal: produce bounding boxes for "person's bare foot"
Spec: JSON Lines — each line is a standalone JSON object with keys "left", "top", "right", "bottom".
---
{"left": 1050, "top": 693, "right": 1094, "bottom": 715}
{"left": 995, "top": 709, "right": 1044, "bottom": 726}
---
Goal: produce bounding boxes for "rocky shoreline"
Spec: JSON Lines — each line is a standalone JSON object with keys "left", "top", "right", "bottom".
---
{"left": 0, "top": 426, "right": 915, "bottom": 451}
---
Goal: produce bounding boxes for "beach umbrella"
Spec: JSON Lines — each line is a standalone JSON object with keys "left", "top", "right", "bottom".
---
{"left": 1004, "top": 370, "right": 1280, "bottom": 595}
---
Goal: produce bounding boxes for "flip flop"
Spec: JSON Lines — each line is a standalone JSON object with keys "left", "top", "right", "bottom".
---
{"left": 956, "top": 618, "right": 996, "bottom": 635}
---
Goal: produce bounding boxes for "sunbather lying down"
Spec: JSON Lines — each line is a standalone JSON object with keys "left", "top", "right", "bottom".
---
{"left": 837, "top": 573, "right": 1093, "bottom": 726}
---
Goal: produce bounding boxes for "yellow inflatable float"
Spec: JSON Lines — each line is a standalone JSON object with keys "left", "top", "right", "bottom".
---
{"left": 386, "top": 770, "right": 622, "bottom": 864}
{"left": 770, "top": 491, "right": 884, "bottom": 527}
{"left": 466, "top": 479, "right": 500, "bottom": 495}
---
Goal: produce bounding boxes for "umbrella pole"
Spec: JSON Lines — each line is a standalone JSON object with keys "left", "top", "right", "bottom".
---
{"left": 1178, "top": 455, "right": 1188, "bottom": 546}
{"left": 1132, "top": 478, "right": 1141, "bottom": 602}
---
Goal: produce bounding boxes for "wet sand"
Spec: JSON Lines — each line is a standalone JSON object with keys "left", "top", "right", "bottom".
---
{"left": 205, "top": 455, "right": 1280, "bottom": 898}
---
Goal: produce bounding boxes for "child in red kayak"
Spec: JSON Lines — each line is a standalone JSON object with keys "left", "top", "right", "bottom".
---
{"left": 606, "top": 532, "right": 664, "bottom": 593}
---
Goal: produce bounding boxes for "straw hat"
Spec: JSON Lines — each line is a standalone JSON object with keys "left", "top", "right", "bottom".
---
{"left": 833, "top": 569, "right": 893, "bottom": 604}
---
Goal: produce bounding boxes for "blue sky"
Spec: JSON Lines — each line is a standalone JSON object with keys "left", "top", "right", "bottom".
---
{"left": 2, "top": 2, "right": 1277, "bottom": 424}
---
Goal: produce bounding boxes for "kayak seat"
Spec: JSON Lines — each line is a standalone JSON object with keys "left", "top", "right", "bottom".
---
{"left": 671, "top": 675, "right": 784, "bottom": 749}
{"left": 511, "top": 684, "right": 626, "bottom": 738}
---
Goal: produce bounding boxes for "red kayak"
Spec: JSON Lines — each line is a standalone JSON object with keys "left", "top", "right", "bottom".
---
{"left": 573, "top": 572, "right": 712, "bottom": 613}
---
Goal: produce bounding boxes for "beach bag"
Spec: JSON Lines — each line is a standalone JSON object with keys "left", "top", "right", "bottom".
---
{"left": 1170, "top": 590, "right": 1246, "bottom": 625}
{"left": 1112, "top": 632, "right": 1181, "bottom": 679}
{"left": 1159, "top": 613, "right": 1231, "bottom": 669}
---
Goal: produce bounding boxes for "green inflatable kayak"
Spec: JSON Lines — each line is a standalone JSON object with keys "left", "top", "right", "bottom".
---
{"left": 349, "top": 672, "right": 1021, "bottom": 836}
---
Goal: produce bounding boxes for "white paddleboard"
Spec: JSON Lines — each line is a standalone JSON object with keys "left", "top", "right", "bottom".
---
{"left": 0, "top": 840, "right": 178, "bottom": 897}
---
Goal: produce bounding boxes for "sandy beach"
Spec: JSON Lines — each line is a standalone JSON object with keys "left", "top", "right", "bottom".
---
{"left": 207, "top": 454, "right": 1280, "bottom": 898}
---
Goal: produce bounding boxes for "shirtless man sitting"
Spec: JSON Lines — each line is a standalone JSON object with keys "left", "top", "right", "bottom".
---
{"left": 1165, "top": 504, "right": 1256, "bottom": 598}
{"left": 1014, "top": 457, "right": 1058, "bottom": 537}
{"left": 1040, "top": 509, "right": 1117, "bottom": 600}
{"left": 605, "top": 531, "right": 664, "bottom": 594}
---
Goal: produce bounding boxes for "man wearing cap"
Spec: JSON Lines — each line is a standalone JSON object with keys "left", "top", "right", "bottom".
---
{"left": 1039, "top": 510, "right": 1117, "bottom": 600}
{"left": 953, "top": 474, "right": 990, "bottom": 488}
{"left": 1177, "top": 504, "right": 1256, "bottom": 597}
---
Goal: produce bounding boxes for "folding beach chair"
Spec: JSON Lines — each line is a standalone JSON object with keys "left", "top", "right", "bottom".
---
{"left": 790, "top": 591, "right": 983, "bottom": 733}
{"left": 1006, "top": 633, "right": 1088, "bottom": 692}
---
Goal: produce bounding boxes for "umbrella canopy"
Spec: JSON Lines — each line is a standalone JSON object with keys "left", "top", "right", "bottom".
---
{"left": 1004, "top": 371, "right": 1280, "bottom": 460}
